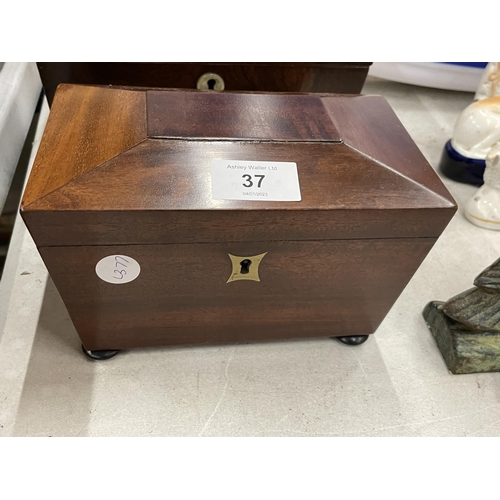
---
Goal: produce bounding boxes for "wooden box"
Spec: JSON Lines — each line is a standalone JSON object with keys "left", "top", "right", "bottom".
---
{"left": 36, "top": 62, "right": 372, "bottom": 106}
{"left": 20, "top": 84, "right": 456, "bottom": 354}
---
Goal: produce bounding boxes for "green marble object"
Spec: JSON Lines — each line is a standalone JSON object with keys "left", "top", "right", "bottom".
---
{"left": 443, "top": 288, "right": 500, "bottom": 331}
{"left": 474, "top": 258, "right": 500, "bottom": 291}
{"left": 423, "top": 257, "right": 500, "bottom": 374}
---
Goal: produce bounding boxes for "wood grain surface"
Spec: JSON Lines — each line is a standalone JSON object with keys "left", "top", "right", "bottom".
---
{"left": 23, "top": 133, "right": 455, "bottom": 245}
{"left": 40, "top": 238, "right": 435, "bottom": 350}
{"left": 147, "top": 91, "right": 341, "bottom": 141}
{"left": 26, "top": 139, "right": 453, "bottom": 211}
{"left": 321, "top": 95, "right": 455, "bottom": 205}
{"left": 22, "top": 85, "right": 147, "bottom": 208}
{"left": 22, "top": 208, "right": 455, "bottom": 248}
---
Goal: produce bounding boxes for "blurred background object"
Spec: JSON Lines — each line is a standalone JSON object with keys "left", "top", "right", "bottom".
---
{"left": 437, "top": 62, "right": 500, "bottom": 187}
{"left": 464, "top": 144, "right": 500, "bottom": 229}
{"left": 36, "top": 62, "right": 372, "bottom": 106}
{"left": 369, "top": 62, "right": 487, "bottom": 92}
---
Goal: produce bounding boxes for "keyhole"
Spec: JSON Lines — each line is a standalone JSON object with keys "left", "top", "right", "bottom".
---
{"left": 240, "top": 259, "right": 252, "bottom": 274}
{"left": 197, "top": 73, "right": 225, "bottom": 91}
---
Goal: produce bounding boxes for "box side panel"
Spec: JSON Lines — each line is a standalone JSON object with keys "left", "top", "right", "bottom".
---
{"left": 39, "top": 238, "right": 435, "bottom": 350}
{"left": 22, "top": 208, "right": 456, "bottom": 247}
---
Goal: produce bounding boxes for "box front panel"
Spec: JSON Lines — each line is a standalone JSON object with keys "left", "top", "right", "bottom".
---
{"left": 40, "top": 238, "right": 435, "bottom": 350}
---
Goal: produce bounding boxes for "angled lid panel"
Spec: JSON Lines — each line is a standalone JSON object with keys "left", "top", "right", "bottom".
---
{"left": 32, "top": 139, "right": 454, "bottom": 212}
{"left": 321, "top": 95, "right": 456, "bottom": 207}
{"left": 22, "top": 84, "right": 147, "bottom": 209}
{"left": 147, "top": 91, "right": 341, "bottom": 142}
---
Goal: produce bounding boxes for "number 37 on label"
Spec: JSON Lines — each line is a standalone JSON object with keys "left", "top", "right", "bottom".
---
{"left": 241, "top": 174, "right": 265, "bottom": 188}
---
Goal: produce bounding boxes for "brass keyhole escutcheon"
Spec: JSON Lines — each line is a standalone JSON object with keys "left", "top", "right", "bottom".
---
{"left": 197, "top": 72, "right": 225, "bottom": 91}
{"left": 227, "top": 253, "right": 267, "bottom": 283}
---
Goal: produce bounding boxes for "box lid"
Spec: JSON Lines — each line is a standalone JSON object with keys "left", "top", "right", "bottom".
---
{"left": 21, "top": 85, "right": 456, "bottom": 246}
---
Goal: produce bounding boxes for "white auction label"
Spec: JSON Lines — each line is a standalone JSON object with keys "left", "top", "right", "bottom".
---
{"left": 211, "top": 159, "right": 301, "bottom": 201}
{"left": 95, "top": 255, "right": 141, "bottom": 284}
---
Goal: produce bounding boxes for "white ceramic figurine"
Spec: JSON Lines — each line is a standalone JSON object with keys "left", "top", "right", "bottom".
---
{"left": 439, "top": 63, "right": 500, "bottom": 185}
{"left": 450, "top": 97, "right": 500, "bottom": 160}
{"left": 465, "top": 144, "right": 500, "bottom": 230}
{"left": 474, "top": 62, "right": 500, "bottom": 101}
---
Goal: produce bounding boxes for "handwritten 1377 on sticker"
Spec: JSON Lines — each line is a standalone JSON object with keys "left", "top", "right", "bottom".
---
{"left": 211, "top": 159, "right": 301, "bottom": 202}
{"left": 95, "top": 255, "right": 141, "bottom": 284}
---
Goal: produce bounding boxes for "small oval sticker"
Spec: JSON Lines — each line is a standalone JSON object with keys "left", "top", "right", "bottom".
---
{"left": 95, "top": 255, "right": 141, "bottom": 284}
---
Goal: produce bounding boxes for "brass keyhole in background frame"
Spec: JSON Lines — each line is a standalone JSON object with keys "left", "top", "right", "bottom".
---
{"left": 196, "top": 72, "right": 225, "bottom": 91}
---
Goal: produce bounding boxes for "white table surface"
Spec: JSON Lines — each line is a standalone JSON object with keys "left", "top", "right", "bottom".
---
{"left": 1, "top": 76, "right": 499, "bottom": 437}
